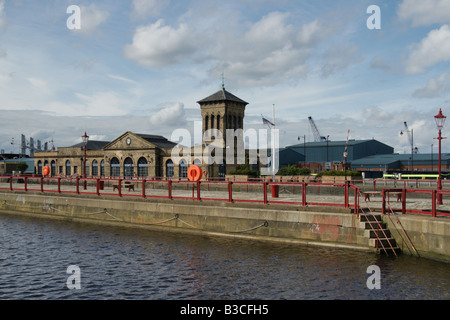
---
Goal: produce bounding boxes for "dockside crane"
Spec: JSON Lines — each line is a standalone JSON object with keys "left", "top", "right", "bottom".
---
{"left": 400, "top": 121, "right": 418, "bottom": 171}
{"left": 401, "top": 122, "right": 419, "bottom": 154}
{"left": 308, "top": 116, "right": 327, "bottom": 142}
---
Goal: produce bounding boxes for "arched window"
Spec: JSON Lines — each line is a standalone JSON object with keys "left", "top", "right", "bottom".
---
{"left": 51, "top": 160, "right": 56, "bottom": 177}
{"left": 92, "top": 160, "right": 98, "bottom": 176}
{"left": 179, "top": 159, "right": 188, "bottom": 178}
{"left": 194, "top": 158, "right": 202, "bottom": 168}
{"left": 100, "top": 160, "right": 105, "bottom": 177}
{"left": 166, "top": 159, "right": 174, "bottom": 178}
{"left": 211, "top": 115, "right": 215, "bottom": 130}
{"left": 37, "top": 161, "right": 43, "bottom": 175}
{"left": 217, "top": 115, "right": 221, "bottom": 132}
{"left": 85, "top": 161, "right": 90, "bottom": 176}
{"left": 124, "top": 157, "right": 134, "bottom": 178}
{"left": 65, "top": 160, "right": 71, "bottom": 176}
{"left": 110, "top": 158, "right": 120, "bottom": 177}
{"left": 205, "top": 115, "right": 209, "bottom": 132}
{"left": 138, "top": 157, "right": 148, "bottom": 177}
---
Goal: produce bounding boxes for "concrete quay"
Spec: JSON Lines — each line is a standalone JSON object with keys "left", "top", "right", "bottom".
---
{"left": 0, "top": 189, "right": 449, "bottom": 263}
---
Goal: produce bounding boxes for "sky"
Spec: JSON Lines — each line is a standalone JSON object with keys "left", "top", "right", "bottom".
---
{"left": 1, "top": 0, "right": 450, "bottom": 156}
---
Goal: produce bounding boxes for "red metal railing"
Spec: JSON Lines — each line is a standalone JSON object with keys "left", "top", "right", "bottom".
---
{"left": 1, "top": 175, "right": 449, "bottom": 218}
{"left": 381, "top": 188, "right": 450, "bottom": 218}
{"left": 1, "top": 175, "right": 360, "bottom": 210}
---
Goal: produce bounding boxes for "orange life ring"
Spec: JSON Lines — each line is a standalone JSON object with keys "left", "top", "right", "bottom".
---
{"left": 43, "top": 166, "right": 50, "bottom": 176}
{"left": 187, "top": 165, "right": 203, "bottom": 182}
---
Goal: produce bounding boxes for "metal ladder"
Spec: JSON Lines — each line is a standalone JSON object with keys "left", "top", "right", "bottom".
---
{"left": 357, "top": 189, "right": 400, "bottom": 256}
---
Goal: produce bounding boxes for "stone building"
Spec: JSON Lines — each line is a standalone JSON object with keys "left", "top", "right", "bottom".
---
{"left": 34, "top": 87, "right": 250, "bottom": 179}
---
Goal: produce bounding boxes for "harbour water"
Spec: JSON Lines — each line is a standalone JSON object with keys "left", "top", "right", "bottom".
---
{"left": 0, "top": 211, "right": 449, "bottom": 301}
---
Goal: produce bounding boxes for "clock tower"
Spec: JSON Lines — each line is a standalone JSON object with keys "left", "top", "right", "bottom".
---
{"left": 197, "top": 86, "right": 249, "bottom": 176}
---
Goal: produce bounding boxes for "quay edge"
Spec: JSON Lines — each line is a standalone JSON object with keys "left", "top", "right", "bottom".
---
{"left": 0, "top": 191, "right": 449, "bottom": 262}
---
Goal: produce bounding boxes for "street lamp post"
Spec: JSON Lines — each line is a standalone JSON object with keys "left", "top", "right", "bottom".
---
{"left": 82, "top": 132, "right": 89, "bottom": 189}
{"left": 434, "top": 109, "right": 446, "bottom": 205}
{"left": 431, "top": 144, "right": 433, "bottom": 172}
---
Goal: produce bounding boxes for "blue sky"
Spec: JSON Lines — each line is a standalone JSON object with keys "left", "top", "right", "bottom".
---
{"left": 1, "top": 0, "right": 450, "bottom": 155}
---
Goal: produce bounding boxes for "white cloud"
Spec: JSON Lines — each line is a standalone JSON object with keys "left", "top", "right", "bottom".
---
{"left": 210, "top": 12, "right": 336, "bottom": 87}
{"left": 124, "top": 19, "right": 197, "bottom": 68}
{"left": 413, "top": 72, "right": 450, "bottom": 98}
{"left": 74, "top": 92, "right": 128, "bottom": 116}
{"left": 28, "top": 77, "right": 51, "bottom": 96}
{"left": 76, "top": 4, "right": 109, "bottom": 34}
{"left": 149, "top": 102, "right": 186, "bottom": 127}
{"left": 108, "top": 74, "right": 137, "bottom": 84}
{"left": 398, "top": 0, "right": 450, "bottom": 27}
{"left": 0, "top": 0, "right": 6, "bottom": 32}
{"left": 405, "top": 24, "right": 450, "bottom": 74}
{"left": 131, "top": 0, "right": 169, "bottom": 19}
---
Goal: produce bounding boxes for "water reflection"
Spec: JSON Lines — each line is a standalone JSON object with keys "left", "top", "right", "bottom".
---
{"left": 0, "top": 212, "right": 449, "bottom": 300}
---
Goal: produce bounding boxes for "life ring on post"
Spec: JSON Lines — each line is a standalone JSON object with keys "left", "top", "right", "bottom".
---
{"left": 187, "top": 165, "right": 203, "bottom": 182}
{"left": 43, "top": 166, "right": 50, "bottom": 176}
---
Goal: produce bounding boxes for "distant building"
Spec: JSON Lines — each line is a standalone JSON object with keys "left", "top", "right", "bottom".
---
{"left": 351, "top": 153, "right": 450, "bottom": 172}
{"left": 286, "top": 139, "right": 394, "bottom": 173}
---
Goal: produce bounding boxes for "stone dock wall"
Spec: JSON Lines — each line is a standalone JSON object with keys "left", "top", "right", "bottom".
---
{"left": 0, "top": 191, "right": 449, "bottom": 262}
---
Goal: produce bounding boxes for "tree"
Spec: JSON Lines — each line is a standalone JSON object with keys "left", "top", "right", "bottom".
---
{"left": 16, "top": 162, "right": 28, "bottom": 173}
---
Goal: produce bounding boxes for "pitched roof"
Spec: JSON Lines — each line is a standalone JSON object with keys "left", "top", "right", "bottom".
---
{"left": 197, "top": 88, "right": 248, "bottom": 105}
{"left": 70, "top": 140, "right": 110, "bottom": 150}
{"left": 135, "top": 134, "right": 178, "bottom": 149}
{"left": 287, "top": 139, "right": 382, "bottom": 148}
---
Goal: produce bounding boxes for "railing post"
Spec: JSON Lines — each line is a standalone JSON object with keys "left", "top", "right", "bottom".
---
{"left": 197, "top": 181, "right": 201, "bottom": 201}
{"left": 168, "top": 180, "right": 172, "bottom": 199}
{"left": 118, "top": 179, "right": 122, "bottom": 197}
{"left": 142, "top": 179, "right": 146, "bottom": 198}
{"left": 302, "top": 183, "right": 307, "bottom": 207}
{"left": 57, "top": 178, "right": 61, "bottom": 193}
{"left": 96, "top": 178, "right": 100, "bottom": 196}
{"left": 263, "top": 182, "right": 268, "bottom": 204}
{"left": 381, "top": 189, "right": 386, "bottom": 215}
{"left": 24, "top": 177, "right": 28, "bottom": 192}
{"left": 228, "top": 181, "right": 233, "bottom": 203}
{"left": 432, "top": 190, "right": 437, "bottom": 218}
{"left": 9, "top": 176, "right": 13, "bottom": 191}
{"left": 76, "top": 177, "right": 80, "bottom": 194}
{"left": 40, "top": 177, "right": 44, "bottom": 193}
{"left": 344, "top": 181, "right": 349, "bottom": 208}
{"left": 402, "top": 189, "right": 406, "bottom": 215}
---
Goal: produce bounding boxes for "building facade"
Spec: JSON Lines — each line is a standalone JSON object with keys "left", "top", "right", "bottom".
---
{"left": 34, "top": 87, "right": 251, "bottom": 179}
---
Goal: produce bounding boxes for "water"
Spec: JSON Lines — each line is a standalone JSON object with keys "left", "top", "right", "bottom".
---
{"left": 0, "top": 212, "right": 449, "bottom": 300}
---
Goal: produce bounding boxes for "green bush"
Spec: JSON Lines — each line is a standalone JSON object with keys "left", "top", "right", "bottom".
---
{"left": 276, "top": 165, "right": 311, "bottom": 176}
{"left": 16, "top": 162, "right": 28, "bottom": 173}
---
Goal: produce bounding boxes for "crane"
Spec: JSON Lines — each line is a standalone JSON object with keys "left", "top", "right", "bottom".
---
{"left": 308, "top": 117, "right": 327, "bottom": 142}
{"left": 400, "top": 122, "right": 419, "bottom": 154}
{"left": 400, "top": 122, "right": 418, "bottom": 171}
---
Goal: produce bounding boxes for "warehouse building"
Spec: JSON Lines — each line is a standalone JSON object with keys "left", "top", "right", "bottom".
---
{"left": 286, "top": 139, "right": 394, "bottom": 172}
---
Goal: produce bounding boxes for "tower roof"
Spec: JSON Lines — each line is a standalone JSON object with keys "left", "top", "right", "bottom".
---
{"left": 197, "top": 88, "right": 248, "bottom": 105}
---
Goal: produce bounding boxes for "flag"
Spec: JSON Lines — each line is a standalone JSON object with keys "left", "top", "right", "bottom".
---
{"left": 262, "top": 117, "right": 274, "bottom": 126}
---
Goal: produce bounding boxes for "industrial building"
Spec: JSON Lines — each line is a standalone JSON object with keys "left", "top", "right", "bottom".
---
{"left": 285, "top": 139, "right": 394, "bottom": 172}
